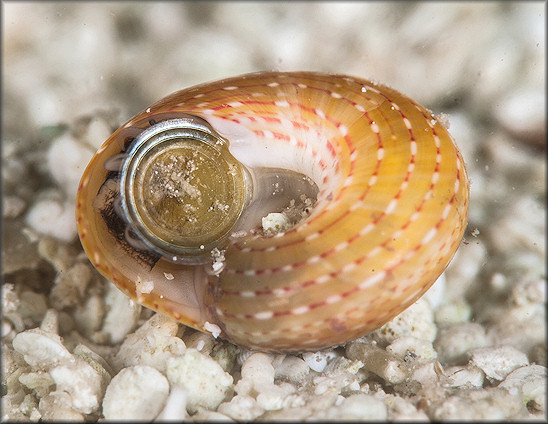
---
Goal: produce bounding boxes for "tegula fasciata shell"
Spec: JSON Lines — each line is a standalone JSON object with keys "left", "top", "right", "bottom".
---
{"left": 77, "top": 71, "right": 469, "bottom": 352}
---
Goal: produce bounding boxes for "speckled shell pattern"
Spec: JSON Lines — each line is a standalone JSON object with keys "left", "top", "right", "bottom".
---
{"left": 76, "top": 71, "right": 469, "bottom": 352}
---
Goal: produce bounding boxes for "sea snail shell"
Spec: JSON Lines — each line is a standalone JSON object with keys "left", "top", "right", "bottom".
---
{"left": 76, "top": 71, "right": 469, "bottom": 352}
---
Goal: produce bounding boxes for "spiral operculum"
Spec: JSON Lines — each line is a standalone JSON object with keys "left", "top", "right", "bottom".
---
{"left": 103, "top": 116, "right": 248, "bottom": 265}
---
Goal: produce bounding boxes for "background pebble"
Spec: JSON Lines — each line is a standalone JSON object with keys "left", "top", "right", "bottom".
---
{"left": 12, "top": 329, "right": 73, "bottom": 369}
{"left": 275, "top": 355, "right": 310, "bottom": 385}
{"left": 468, "top": 345, "right": 529, "bottom": 382}
{"left": 112, "top": 313, "right": 185, "bottom": 373}
{"left": 332, "top": 393, "right": 387, "bottom": 420}
{"left": 102, "top": 366, "right": 169, "bottom": 420}
{"left": 434, "top": 323, "right": 489, "bottom": 365}
{"left": 49, "top": 359, "right": 103, "bottom": 414}
{"left": 166, "top": 349, "right": 234, "bottom": 413}
{"left": 372, "top": 298, "right": 437, "bottom": 345}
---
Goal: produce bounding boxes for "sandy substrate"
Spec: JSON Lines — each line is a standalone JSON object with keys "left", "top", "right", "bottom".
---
{"left": 2, "top": 2, "right": 546, "bottom": 421}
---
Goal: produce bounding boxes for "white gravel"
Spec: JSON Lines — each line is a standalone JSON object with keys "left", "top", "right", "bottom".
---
{"left": 2, "top": 2, "right": 545, "bottom": 421}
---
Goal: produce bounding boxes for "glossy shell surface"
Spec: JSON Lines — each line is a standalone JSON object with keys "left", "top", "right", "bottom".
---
{"left": 76, "top": 71, "right": 469, "bottom": 352}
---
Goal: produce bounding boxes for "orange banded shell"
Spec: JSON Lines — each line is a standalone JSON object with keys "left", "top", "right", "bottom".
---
{"left": 76, "top": 71, "right": 469, "bottom": 352}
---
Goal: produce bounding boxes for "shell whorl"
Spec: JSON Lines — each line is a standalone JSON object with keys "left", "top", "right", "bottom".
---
{"left": 76, "top": 71, "right": 469, "bottom": 352}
